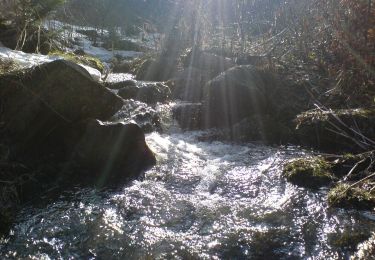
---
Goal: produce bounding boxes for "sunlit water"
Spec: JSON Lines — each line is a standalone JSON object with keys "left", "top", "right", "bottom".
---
{"left": 1, "top": 104, "right": 375, "bottom": 259}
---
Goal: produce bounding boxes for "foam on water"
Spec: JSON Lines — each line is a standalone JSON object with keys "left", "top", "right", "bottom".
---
{"left": 1, "top": 130, "right": 375, "bottom": 259}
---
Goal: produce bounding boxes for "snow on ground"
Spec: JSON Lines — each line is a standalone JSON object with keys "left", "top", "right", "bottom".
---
{"left": 45, "top": 20, "right": 145, "bottom": 62}
{"left": 0, "top": 46, "right": 56, "bottom": 67}
{"left": 0, "top": 46, "right": 102, "bottom": 81}
{"left": 78, "top": 37, "right": 142, "bottom": 62}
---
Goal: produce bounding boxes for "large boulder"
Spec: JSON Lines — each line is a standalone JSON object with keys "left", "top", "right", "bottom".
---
{"left": 0, "top": 60, "right": 123, "bottom": 158}
{"left": 69, "top": 119, "right": 156, "bottom": 185}
{"left": 0, "top": 60, "right": 123, "bottom": 135}
{"left": 202, "top": 66, "right": 283, "bottom": 127}
{"left": 200, "top": 65, "right": 310, "bottom": 143}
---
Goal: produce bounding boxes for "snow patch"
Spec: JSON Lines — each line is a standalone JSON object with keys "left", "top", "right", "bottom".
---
{"left": 45, "top": 20, "right": 144, "bottom": 62}
{"left": 0, "top": 46, "right": 102, "bottom": 81}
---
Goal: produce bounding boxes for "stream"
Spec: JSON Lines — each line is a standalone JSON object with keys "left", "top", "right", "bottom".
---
{"left": 1, "top": 74, "right": 375, "bottom": 259}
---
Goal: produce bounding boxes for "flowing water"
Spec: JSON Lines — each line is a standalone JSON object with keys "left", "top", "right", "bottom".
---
{"left": 1, "top": 79, "right": 375, "bottom": 259}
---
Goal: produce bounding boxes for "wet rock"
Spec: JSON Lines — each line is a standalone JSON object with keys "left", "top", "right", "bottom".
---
{"left": 327, "top": 183, "right": 375, "bottom": 210}
{"left": 105, "top": 79, "right": 137, "bottom": 90}
{"left": 118, "top": 85, "right": 140, "bottom": 99}
{"left": 283, "top": 157, "right": 335, "bottom": 189}
{"left": 111, "top": 99, "right": 162, "bottom": 133}
{"left": 0, "top": 59, "right": 123, "bottom": 159}
{"left": 173, "top": 103, "right": 202, "bottom": 130}
{"left": 295, "top": 108, "right": 375, "bottom": 152}
{"left": 70, "top": 119, "right": 156, "bottom": 185}
{"left": 230, "top": 115, "right": 293, "bottom": 143}
{"left": 118, "top": 82, "right": 171, "bottom": 104}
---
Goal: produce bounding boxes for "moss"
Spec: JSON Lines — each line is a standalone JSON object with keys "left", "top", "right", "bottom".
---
{"left": 327, "top": 183, "right": 375, "bottom": 210}
{"left": 48, "top": 51, "right": 105, "bottom": 72}
{"left": 283, "top": 157, "right": 335, "bottom": 189}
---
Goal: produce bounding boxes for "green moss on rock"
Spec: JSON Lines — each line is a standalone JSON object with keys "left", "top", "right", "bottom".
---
{"left": 327, "top": 183, "right": 375, "bottom": 210}
{"left": 283, "top": 157, "right": 335, "bottom": 189}
{"left": 48, "top": 51, "right": 105, "bottom": 72}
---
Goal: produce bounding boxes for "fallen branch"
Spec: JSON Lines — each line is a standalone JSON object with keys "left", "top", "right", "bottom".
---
{"left": 343, "top": 157, "right": 367, "bottom": 181}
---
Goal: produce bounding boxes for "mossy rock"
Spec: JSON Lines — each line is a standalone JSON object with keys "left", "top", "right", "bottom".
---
{"left": 327, "top": 183, "right": 375, "bottom": 210}
{"left": 283, "top": 157, "right": 335, "bottom": 189}
{"left": 48, "top": 51, "right": 105, "bottom": 72}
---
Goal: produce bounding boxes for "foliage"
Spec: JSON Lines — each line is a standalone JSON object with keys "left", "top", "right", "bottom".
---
{"left": 274, "top": 0, "right": 375, "bottom": 105}
{"left": 0, "top": 0, "right": 65, "bottom": 52}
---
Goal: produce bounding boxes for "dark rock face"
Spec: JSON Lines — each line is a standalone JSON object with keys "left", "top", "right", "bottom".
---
{"left": 202, "top": 66, "right": 277, "bottom": 128}
{"left": 0, "top": 60, "right": 124, "bottom": 160}
{"left": 173, "top": 103, "right": 203, "bottom": 130}
{"left": 0, "top": 60, "right": 123, "bottom": 135}
{"left": 118, "top": 85, "right": 140, "bottom": 99}
{"left": 71, "top": 119, "right": 156, "bottom": 185}
{"left": 112, "top": 61, "right": 131, "bottom": 73}
{"left": 295, "top": 108, "right": 375, "bottom": 152}
{"left": 203, "top": 66, "right": 268, "bottom": 128}
{"left": 168, "top": 68, "right": 211, "bottom": 102}
{"left": 200, "top": 65, "right": 310, "bottom": 143}
{"left": 182, "top": 48, "right": 235, "bottom": 78}
{"left": 134, "top": 56, "right": 179, "bottom": 81}
{"left": 118, "top": 81, "right": 171, "bottom": 104}
{"left": 106, "top": 79, "right": 137, "bottom": 90}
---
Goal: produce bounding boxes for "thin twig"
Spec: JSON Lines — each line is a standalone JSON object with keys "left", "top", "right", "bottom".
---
{"left": 343, "top": 157, "right": 367, "bottom": 181}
